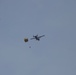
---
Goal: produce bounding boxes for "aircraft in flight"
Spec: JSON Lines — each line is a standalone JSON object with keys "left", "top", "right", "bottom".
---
{"left": 30, "top": 34, "right": 45, "bottom": 41}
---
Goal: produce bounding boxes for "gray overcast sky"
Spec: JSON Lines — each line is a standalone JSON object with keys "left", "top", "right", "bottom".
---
{"left": 0, "top": 0, "right": 76, "bottom": 75}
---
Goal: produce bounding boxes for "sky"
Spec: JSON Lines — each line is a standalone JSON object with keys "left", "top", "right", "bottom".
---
{"left": 0, "top": 0, "right": 76, "bottom": 75}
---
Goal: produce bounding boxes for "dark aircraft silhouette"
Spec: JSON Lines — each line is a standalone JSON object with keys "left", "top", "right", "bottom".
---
{"left": 30, "top": 35, "right": 45, "bottom": 41}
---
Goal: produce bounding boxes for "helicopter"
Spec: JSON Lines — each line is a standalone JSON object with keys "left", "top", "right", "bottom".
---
{"left": 24, "top": 34, "right": 45, "bottom": 48}
{"left": 30, "top": 34, "right": 45, "bottom": 41}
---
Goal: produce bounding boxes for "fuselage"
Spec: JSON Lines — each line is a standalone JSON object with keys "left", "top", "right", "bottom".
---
{"left": 34, "top": 36, "right": 40, "bottom": 41}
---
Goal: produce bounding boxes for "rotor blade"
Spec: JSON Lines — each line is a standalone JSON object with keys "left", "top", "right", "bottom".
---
{"left": 38, "top": 35, "right": 45, "bottom": 38}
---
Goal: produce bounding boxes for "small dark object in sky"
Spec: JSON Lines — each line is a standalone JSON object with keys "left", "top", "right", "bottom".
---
{"left": 29, "top": 46, "right": 31, "bottom": 48}
{"left": 24, "top": 38, "right": 28, "bottom": 42}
